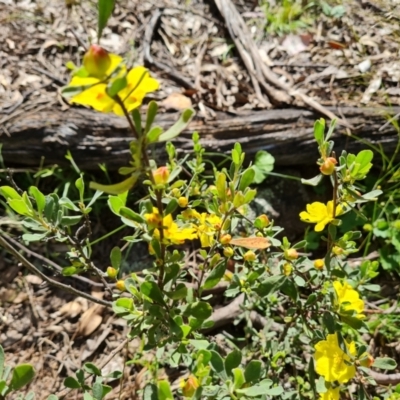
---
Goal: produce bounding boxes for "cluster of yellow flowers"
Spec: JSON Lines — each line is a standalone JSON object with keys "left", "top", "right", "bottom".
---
{"left": 64, "top": 44, "right": 159, "bottom": 115}
{"left": 144, "top": 207, "right": 222, "bottom": 247}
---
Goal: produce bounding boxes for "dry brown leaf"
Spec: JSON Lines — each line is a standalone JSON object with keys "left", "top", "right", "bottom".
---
{"left": 75, "top": 304, "right": 104, "bottom": 337}
{"left": 162, "top": 93, "right": 192, "bottom": 111}
{"left": 59, "top": 301, "right": 83, "bottom": 319}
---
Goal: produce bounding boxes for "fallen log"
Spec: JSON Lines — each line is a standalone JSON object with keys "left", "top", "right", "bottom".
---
{"left": 1, "top": 106, "right": 399, "bottom": 170}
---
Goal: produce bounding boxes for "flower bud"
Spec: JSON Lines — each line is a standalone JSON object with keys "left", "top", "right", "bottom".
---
{"left": 394, "top": 220, "right": 400, "bottom": 230}
{"left": 284, "top": 248, "right": 299, "bottom": 261}
{"left": 313, "top": 259, "right": 324, "bottom": 270}
{"left": 115, "top": 280, "right": 126, "bottom": 292}
{"left": 83, "top": 44, "right": 111, "bottom": 78}
{"left": 256, "top": 214, "right": 270, "bottom": 228}
{"left": 220, "top": 234, "right": 232, "bottom": 245}
{"left": 107, "top": 266, "right": 117, "bottom": 279}
{"left": 282, "top": 262, "right": 292, "bottom": 276}
{"left": 178, "top": 197, "right": 188, "bottom": 208}
{"left": 210, "top": 253, "right": 221, "bottom": 268}
{"left": 181, "top": 375, "right": 199, "bottom": 397}
{"left": 152, "top": 166, "right": 170, "bottom": 185}
{"left": 363, "top": 223, "right": 373, "bottom": 232}
{"left": 223, "top": 247, "right": 234, "bottom": 258}
{"left": 359, "top": 353, "right": 374, "bottom": 368}
{"left": 319, "top": 157, "right": 337, "bottom": 176}
{"left": 243, "top": 250, "right": 256, "bottom": 262}
{"left": 332, "top": 246, "right": 344, "bottom": 256}
{"left": 171, "top": 188, "right": 181, "bottom": 198}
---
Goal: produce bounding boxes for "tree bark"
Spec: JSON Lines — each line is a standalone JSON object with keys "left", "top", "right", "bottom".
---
{"left": 2, "top": 106, "right": 399, "bottom": 170}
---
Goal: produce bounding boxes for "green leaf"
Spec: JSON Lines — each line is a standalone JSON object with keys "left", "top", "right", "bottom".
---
{"left": 203, "top": 262, "right": 226, "bottom": 290}
{"left": 251, "top": 165, "right": 267, "bottom": 184}
{"left": 239, "top": 168, "right": 255, "bottom": 191}
{"left": 236, "top": 380, "right": 281, "bottom": 397}
{"left": 110, "top": 247, "right": 121, "bottom": 270}
{"left": 323, "top": 312, "right": 336, "bottom": 334}
{"left": 90, "top": 174, "right": 139, "bottom": 195}
{"left": 281, "top": 278, "right": 298, "bottom": 301}
{"left": 166, "top": 283, "right": 187, "bottom": 300}
{"left": 22, "top": 233, "right": 48, "bottom": 243}
{"left": 314, "top": 119, "right": 325, "bottom": 145}
{"left": 143, "top": 383, "right": 159, "bottom": 400}
{"left": 210, "top": 351, "right": 227, "bottom": 379}
{"left": 8, "top": 199, "right": 33, "bottom": 216}
{"left": 61, "top": 216, "right": 83, "bottom": 226}
{"left": 0, "top": 345, "right": 4, "bottom": 379}
{"left": 131, "top": 109, "right": 142, "bottom": 136}
{"left": 215, "top": 172, "right": 226, "bottom": 201}
{"left": 0, "top": 186, "right": 22, "bottom": 201}
{"left": 75, "top": 175, "right": 85, "bottom": 203}
{"left": 145, "top": 101, "right": 159, "bottom": 134}
{"left": 255, "top": 275, "right": 285, "bottom": 297}
{"left": 158, "top": 108, "right": 195, "bottom": 142}
{"left": 225, "top": 350, "right": 242, "bottom": 377}
{"left": 244, "top": 360, "right": 262, "bottom": 383}
{"left": 108, "top": 194, "right": 127, "bottom": 215}
{"left": 59, "top": 197, "right": 80, "bottom": 212}
{"left": 372, "top": 357, "right": 397, "bottom": 370}
{"left": 83, "top": 363, "right": 101, "bottom": 376}
{"left": 64, "top": 376, "right": 81, "bottom": 389}
{"left": 92, "top": 381, "right": 104, "bottom": 400}
{"left": 301, "top": 174, "right": 323, "bottom": 186}
{"left": 232, "top": 368, "right": 245, "bottom": 390}
{"left": 340, "top": 315, "right": 365, "bottom": 330}
{"left": 29, "top": 187, "right": 46, "bottom": 214}
{"left": 158, "top": 380, "right": 173, "bottom": 400}
{"left": 47, "top": 395, "right": 59, "bottom": 400}
{"left": 361, "top": 190, "right": 382, "bottom": 201}
{"left": 254, "top": 151, "right": 275, "bottom": 174}
{"left": 184, "top": 301, "right": 212, "bottom": 321}
{"left": 325, "top": 118, "right": 337, "bottom": 142}
{"left": 119, "top": 207, "right": 145, "bottom": 223}
{"left": 140, "top": 281, "right": 166, "bottom": 306}
{"left": 106, "top": 76, "right": 127, "bottom": 97}
{"left": 164, "top": 198, "right": 178, "bottom": 216}
{"left": 98, "top": 0, "right": 115, "bottom": 41}
{"left": 10, "top": 364, "right": 35, "bottom": 391}
{"left": 146, "top": 126, "right": 163, "bottom": 144}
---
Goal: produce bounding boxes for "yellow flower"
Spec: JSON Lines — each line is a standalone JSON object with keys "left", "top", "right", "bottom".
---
{"left": 144, "top": 208, "right": 197, "bottom": 245}
{"left": 196, "top": 213, "right": 222, "bottom": 247}
{"left": 333, "top": 281, "right": 365, "bottom": 319}
{"left": 314, "top": 333, "right": 356, "bottom": 383}
{"left": 320, "top": 387, "right": 340, "bottom": 400}
{"left": 299, "top": 201, "right": 342, "bottom": 232}
{"left": 66, "top": 53, "right": 159, "bottom": 115}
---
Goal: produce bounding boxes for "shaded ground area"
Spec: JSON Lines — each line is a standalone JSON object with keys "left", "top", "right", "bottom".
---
{"left": 1, "top": 0, "right": 400, "bottom": 398}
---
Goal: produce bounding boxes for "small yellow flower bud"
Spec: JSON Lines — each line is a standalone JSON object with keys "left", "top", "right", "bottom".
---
{"left": 83, "top": 44, "right": 111, "bottom": 78}
{"left": 314, "top": 259, "right": 324, "bottom": 270}
{"left": 223, "top": 247, "right": 234, "bottom": 258}
{"left": 332, "top": 246, "right": 344, "bottom": 256}
{"left": 394, "top": 220, "right": 400, "bottom": 230}
{"left": 243, "top": 250, "right": 256, "bottom": 262}
{"left": 282, "top": 262, "right": 292, "bottom": 276}
{"left": 171, "top": 188, "right": 181, "bottom": 198}
{"left": 178, "top": 197, "right": 188, "bottom": 208}
{"left": 220, "top": 234, "right": 232, "bottom": 245}
{"left": 181, "top": 375, "right": 199, "bottom": 397}
{"left": 284, "top": 248, "right": 299, "bottom": 261}
{"left": 115, "top": 280, "right": 126, "bottom": 292}
{"left": 363, "top": 223, "right": 373, "bottom": 232}
{"left": 319, "top": 157, "right": 337, "bottom": 176}
{"left": 107, "top": 266, "right": 117, "bottom": 279}
{"left": 152, "top": 166, "right": 170, "bottom": 185}
{"left": 256, "top": 214, "right": 270, "bottom": 228}
{"left": 223, "top": 270, "right": 233, "bottom": 281}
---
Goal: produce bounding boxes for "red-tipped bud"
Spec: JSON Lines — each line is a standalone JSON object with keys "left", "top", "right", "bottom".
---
{"left": 181, "top": 375, "right": 199, "bottom": 397}
{"left": 220, "top": 234, "right": 232, "bottom": 245}
{"left": 152, "top": 166, "right": 170, "bottom": 185}
{"left": 83, "top": 44, "right": 111, "bottom": 78}
{"left": 360, "top": 353, "right": 374, "bottom": 368}
{"left": 320, "top": 157, "right": 337, "bottom": 176}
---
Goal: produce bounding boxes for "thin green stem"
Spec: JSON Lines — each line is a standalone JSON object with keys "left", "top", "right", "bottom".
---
{"left": 89, "top": 224, "right": 126, "bottom": 246}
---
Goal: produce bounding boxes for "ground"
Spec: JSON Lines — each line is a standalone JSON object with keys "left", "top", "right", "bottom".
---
{"left": 1, "top": 0, "right": 400, "bottom": 398}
